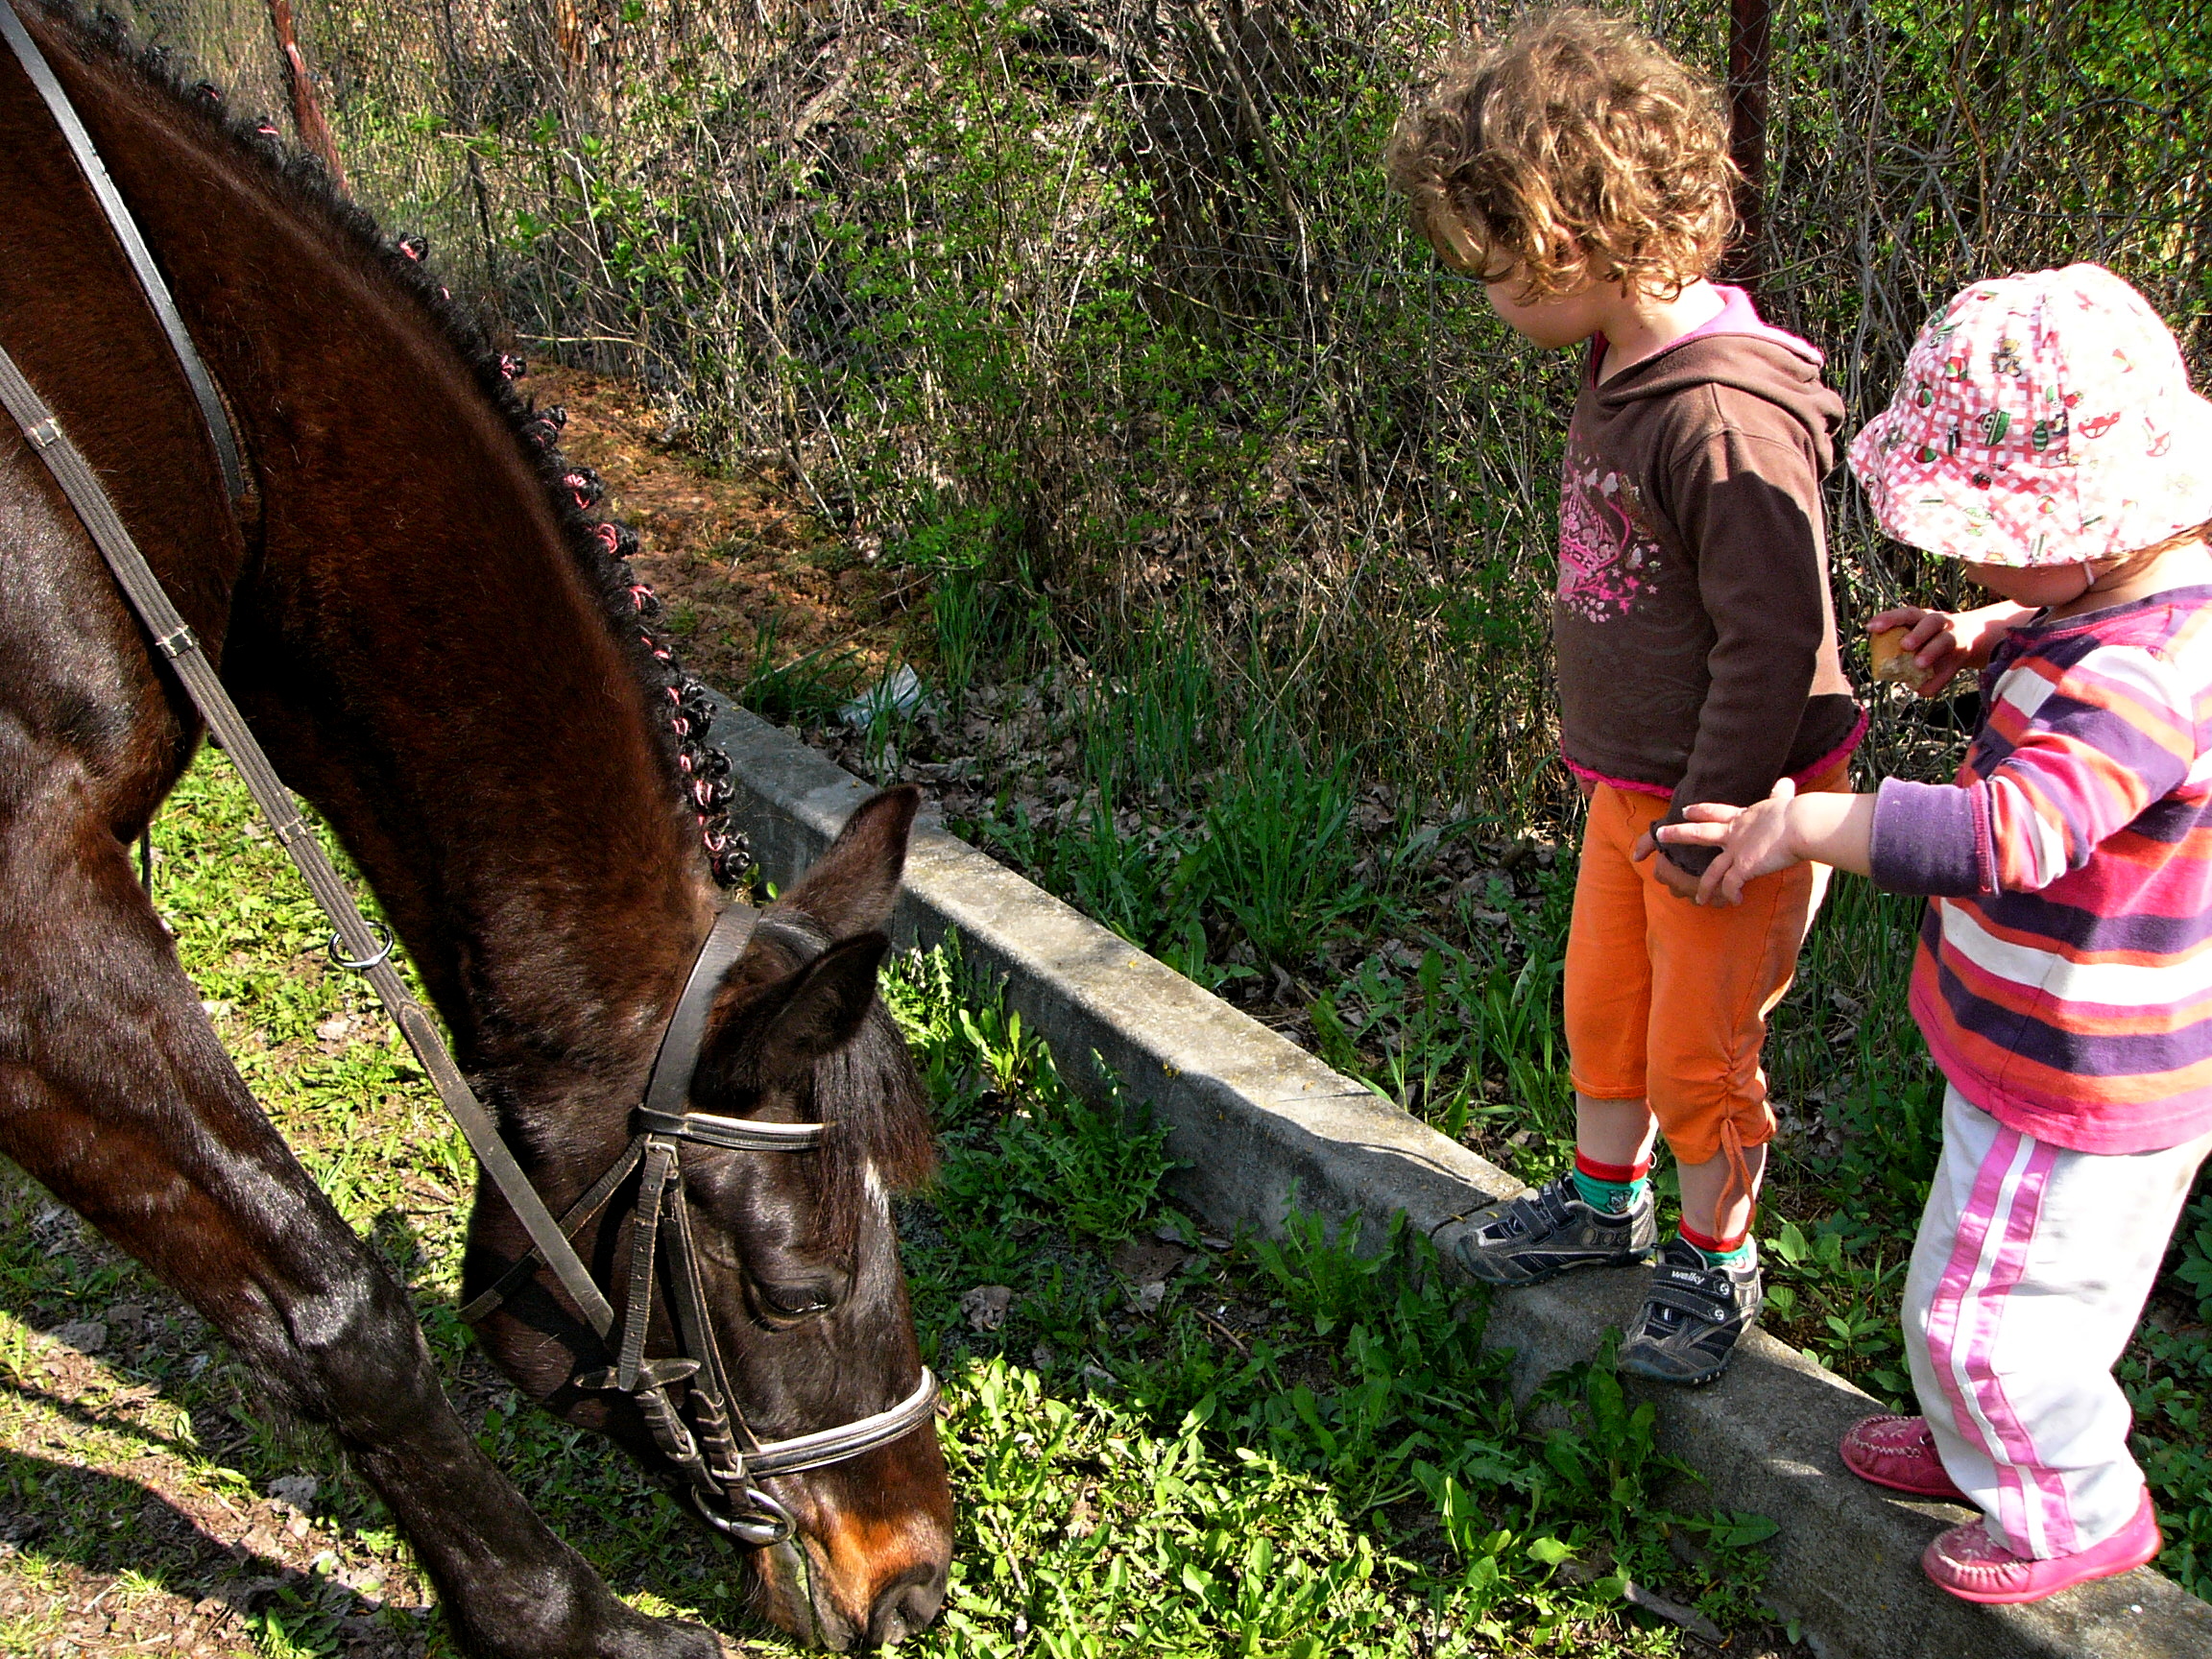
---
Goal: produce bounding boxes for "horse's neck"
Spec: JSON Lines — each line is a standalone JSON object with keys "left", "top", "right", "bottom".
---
{"left": 42, "top": 14, "right": 714, "bottom": 1100}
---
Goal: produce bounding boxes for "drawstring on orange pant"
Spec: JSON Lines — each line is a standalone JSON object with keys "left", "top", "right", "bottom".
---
{"left": 1711, "top": 1118, "right": 1757, "bottom": 1245}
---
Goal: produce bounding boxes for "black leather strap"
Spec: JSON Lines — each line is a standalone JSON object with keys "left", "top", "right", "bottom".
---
{"left": 2, "top": 0, "right": 247, "bottom": 501}
{"left": 637, "top": 1108, "right": 824, "bottom": 1152}
{"left": 457, "top": 1135, "right": 648, "bottom": 1326}
{"left": 641, "top": 904, "right": 757, "bottom": 1119}
{"left": 614, "top": 1138, "right": 680, "bottom": 1393}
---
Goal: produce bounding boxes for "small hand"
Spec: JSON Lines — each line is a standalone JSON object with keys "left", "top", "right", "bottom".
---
{"left": 1655, "top": 777, "right": 1804, "bottom": 906}
{"left": 1867, "top": 607, "right": 1967, "bottom": 698}
{"left": 1629, "top": 826, "right": 1707, "bottom": 902}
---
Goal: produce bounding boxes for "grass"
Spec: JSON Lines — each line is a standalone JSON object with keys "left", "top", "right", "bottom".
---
{"left": 799, "top": 628, "right": 2212, "bottom": 1605}
{"left": 0, "top": 754, "right": 1800, "bottom": 1656}
{"left": 893, "top": 948, "right": 1792, "bottom": 1656}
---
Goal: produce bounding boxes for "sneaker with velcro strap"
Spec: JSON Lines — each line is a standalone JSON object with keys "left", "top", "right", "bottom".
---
{"left": 1617, "top": 1234, "right": 1762, "bottom": 1385}
{"left": 1448, "top": 1171, "right": 1657, "bottom": 1287}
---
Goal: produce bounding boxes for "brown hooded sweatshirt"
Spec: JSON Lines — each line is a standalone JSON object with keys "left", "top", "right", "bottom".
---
{"left": 1553, "top": 287, "right": 1863, "bottom": 873}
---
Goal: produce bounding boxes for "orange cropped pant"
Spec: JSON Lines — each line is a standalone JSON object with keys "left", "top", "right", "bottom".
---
{"left": 1563, "top": 769, "right": 1842, "bottom": 1168}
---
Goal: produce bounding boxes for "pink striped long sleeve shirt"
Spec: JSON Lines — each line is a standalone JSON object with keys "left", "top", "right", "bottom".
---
{"left": 1868, "top": 587, "right": 2212, "bottom": 1154}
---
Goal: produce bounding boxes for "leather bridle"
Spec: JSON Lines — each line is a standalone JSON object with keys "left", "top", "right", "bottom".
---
{"left": 456, "top": 903, "right": 940, "bottom": 1546}
{"left": 0, "top": 0, "right": 935, "bottom": 1551}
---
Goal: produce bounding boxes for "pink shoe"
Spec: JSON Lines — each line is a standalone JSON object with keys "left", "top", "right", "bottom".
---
{"left": 1840, "top": 1414, "right": 1968, "bottom": 1502}
{"left": 1923, "top": 1489, "right": 2163, "bottom": 1605}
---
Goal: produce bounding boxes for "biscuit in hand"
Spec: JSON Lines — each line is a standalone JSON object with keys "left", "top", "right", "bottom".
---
{"left": 1870, "top": 626, "right": 1933, "bottom": 691}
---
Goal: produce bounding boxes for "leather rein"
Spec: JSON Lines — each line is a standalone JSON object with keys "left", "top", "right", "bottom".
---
{"left": 0, "top": 0, "right": 934, "bottom": 1550}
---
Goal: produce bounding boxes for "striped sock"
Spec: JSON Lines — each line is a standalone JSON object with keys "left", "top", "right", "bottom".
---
{"left": 1571, "top": 1151, "right": 1651, "bottom": 1215}
{"left": 1678, "top": 1220, "right": 1752, "bottom": 1266}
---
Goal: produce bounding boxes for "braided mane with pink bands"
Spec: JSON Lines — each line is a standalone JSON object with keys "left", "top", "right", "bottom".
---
{"left": 138, "top": 43, "right": 745, "bottom": 884}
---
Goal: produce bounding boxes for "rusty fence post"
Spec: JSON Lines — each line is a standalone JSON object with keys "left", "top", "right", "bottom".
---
{"left": 1724, "top": 0, "right": 1770, "bottom": 295}
{"left": 266, "top": 0, "right": 348, "bottom": 193}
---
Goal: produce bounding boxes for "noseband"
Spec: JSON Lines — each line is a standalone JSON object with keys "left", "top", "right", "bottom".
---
{"left": 0, "top": 0, "right": 934, "bottom": 1553}
{"left": 458, "top": 904, "right": 940, "bottom": 1546}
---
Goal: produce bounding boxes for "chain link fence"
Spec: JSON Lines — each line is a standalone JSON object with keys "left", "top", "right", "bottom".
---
{"left": 124, "top": 0, "right": 2212, "bottom": 811}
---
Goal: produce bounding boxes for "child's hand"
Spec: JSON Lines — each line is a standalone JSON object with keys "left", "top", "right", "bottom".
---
{"left": 1655, "top": 778, "right": 1805, "bottom": 906}
{"left": 1628, "top": 829, "right": 1704, "bottom": 901}
{"left": 1866, "top": 608, "right": 1969, "bottom": 697}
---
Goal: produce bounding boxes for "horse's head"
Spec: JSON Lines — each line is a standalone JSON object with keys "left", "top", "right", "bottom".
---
{"left": 466, "top": 786, "right": 950, "bottom": 1649}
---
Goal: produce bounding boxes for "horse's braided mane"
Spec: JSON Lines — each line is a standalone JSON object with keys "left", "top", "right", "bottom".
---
{"left": 43, "top": 1, "right": 745, "bottom": 886}
{"left": 46, "top": 5, "right": 940, "bottom": 1204}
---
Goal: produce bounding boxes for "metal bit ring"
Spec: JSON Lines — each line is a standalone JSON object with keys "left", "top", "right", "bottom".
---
{"left": 688, "top": 1482, "right": 796, "bottom": 1548}
{"left": 328, "top": 920, "right": 395, "bottom": 972}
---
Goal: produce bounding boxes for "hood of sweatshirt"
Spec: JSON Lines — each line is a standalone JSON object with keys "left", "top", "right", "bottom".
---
{"left": 1591, "top": 286, "right": 1842, "bottom": 473}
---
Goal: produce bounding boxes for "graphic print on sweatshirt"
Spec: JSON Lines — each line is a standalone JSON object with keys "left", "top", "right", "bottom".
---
{"left": 1557, "top": 439, "right": 1665, "bottom": 623}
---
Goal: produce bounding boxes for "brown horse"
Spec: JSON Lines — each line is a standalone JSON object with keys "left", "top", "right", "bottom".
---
{"left": 0, "top": 1, "right": 950, "bottom": 1650}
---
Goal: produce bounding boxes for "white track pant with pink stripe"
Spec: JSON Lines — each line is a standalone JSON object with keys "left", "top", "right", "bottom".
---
{"left": 1903, "top": 1085, "right": 2212, "bottom": 1558}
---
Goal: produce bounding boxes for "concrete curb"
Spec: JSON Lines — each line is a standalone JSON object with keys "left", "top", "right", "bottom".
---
{"left": 709, "top": 693, "right": 2212, "bottom": 1659}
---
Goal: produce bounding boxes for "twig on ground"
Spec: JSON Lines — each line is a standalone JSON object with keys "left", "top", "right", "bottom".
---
{"left": 1621, "top": 1579, "right": 1725, "bottom": 1646}
{"left": 1194, "top": 1306, "right": 1250, "bottom": 1355}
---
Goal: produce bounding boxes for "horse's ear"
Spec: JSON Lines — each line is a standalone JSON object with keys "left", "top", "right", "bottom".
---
{"left": 699, "top": 928, "right": 889, "bottom": 1096}
{"left": 735, "top": 931, "right": 893, "bottom": 1089}
{"left": 773, "top": 786, "right": 919, "bottom": 938}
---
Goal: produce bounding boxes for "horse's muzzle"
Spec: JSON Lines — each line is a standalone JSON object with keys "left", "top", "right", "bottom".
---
{"left": 750, "top": 1486, "right": 952, "bottom": 1650}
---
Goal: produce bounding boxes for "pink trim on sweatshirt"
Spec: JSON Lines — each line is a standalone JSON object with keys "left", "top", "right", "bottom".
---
{"left": 1791, "top": 707, "right": 1870, "bottom": 785}
{"left": 1561, "top": 754, "right": 1672, "bottom": 799}
{"left": 1674, "top": 284, "right": 1826, "bottom": 365}
{"left": 1561, "top": 709, "right": 1867, "bottom": 805}
{"left": 1588, "top": 283, "right": 1826, "bottom": 388}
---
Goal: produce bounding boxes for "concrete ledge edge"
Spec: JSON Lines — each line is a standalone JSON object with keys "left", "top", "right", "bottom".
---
{"left": 708, "top": 692, "right": 2211, "bottom": 1659}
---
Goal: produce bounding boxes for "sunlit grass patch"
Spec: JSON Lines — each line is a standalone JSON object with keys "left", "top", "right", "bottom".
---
{"left": 1, "top": 755, "right": 1792, "bottom": 1655}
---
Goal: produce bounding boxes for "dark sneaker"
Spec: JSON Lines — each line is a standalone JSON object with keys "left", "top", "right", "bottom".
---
{"left": 1449, "top": 1173, "right": 1657, "bottom": 1287}
{"left": 1617, "top": 1235, "right": 1763, "bottom": 1385}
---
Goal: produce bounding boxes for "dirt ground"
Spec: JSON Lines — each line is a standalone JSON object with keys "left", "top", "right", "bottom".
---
{"left": 523, "top": 365, "right": 906, "bottom": 697}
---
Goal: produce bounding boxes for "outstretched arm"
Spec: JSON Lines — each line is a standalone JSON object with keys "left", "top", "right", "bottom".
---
{"left": 1656, "top": 777, "right": 1876, "bottom": 905}
{"left": 1665, "top": 627, "right": 2198, "bottom": 907}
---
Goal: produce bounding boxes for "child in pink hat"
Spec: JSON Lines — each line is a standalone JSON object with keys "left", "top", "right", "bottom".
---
{"left": 1660, "top": 263, "right": 2212, "bottom": 1604}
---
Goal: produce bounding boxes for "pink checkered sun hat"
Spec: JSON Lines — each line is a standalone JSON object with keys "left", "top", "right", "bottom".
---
{"left": 1848, "top": 263, "right": 2212, "bottom": 567}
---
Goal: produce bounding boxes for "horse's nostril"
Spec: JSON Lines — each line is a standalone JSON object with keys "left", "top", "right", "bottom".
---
{"left": 866, "top": 1564, "right": 947, "bottom": 1647}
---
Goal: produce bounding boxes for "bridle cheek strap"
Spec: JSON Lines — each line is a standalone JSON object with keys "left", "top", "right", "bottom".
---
{"left": 463, "top": 902, "right": 939, "bottom": 1548}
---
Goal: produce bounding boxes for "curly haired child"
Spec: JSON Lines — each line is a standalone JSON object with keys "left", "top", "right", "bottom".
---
{"left": 1387, "top": 10, "right": 1863, "bottom": 1383}
{"left": 1662, "top": 263, "right": 2212, "bottom": 1601}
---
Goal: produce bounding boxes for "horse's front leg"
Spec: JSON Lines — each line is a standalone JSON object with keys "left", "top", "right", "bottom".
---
{"left": 0, "top": 767, "right": 718, "bottom": 1659}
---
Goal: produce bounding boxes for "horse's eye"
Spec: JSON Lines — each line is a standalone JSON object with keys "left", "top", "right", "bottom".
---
{"left": 759, "top": 1283, "right": 833, "bottom": 1320}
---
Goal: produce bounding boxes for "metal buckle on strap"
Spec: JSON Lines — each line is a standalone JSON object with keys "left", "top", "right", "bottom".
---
{"left": 26, "top": 416, "right": 60, "bottom": 448}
